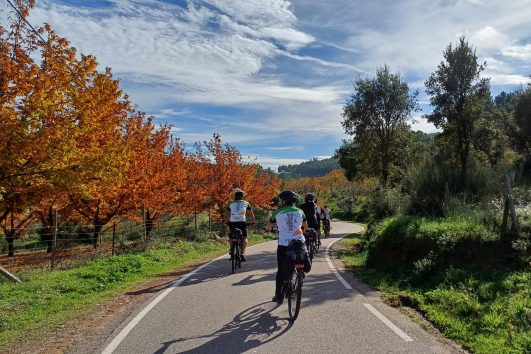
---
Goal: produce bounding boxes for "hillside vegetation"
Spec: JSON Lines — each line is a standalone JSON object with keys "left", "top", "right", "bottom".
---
{"left": 278, "top": 157, "right": 340, "bottom": 179}
{"left": 284, "top": 37, "right": 530, "bottom": 353}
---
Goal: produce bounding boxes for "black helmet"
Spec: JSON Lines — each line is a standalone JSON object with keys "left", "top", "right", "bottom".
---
{"left": 234, "top": 189, "right": 244, "bottom": 199}
{"left": 304, "top": 193, "right": 316, "bottom": 202}
{"left": 278, "top": 190, "right": 298, "bottom": 204}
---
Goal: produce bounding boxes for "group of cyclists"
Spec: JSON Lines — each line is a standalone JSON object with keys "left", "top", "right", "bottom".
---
{"left": 224, "top": 188, "right": 331, "bottom": 304}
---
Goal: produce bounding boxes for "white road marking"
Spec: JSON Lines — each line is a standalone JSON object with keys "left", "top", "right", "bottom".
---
{"left": 324, "top": 230, "right": 413, "bottom": 342}
{"left": 363, "top": 303, "right": 414, "bottom": 342}
{"left": 101, "top": 252, "right": 229, "bottom": 354}
{"left": 325, "top": 236, "right": 353, "bottom": 290}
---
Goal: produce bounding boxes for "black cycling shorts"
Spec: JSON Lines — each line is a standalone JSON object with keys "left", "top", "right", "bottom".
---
{"left": 228, "top": 222, "right": 248, "bottom": 238}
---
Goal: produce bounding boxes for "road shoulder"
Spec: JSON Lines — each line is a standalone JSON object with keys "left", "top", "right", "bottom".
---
{"left": 330, "top": 230, "right": 467, "bottom": 354}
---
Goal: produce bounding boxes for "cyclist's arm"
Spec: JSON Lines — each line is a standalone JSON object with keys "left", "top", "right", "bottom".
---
{"left": 302, "top": 220, "right": 308, "bottom": 230}
{"left": 248, "top": 207, "right": 255, "bottom": 224}
{"left": 223, "top": 207, "right": 231, "bottom": 223}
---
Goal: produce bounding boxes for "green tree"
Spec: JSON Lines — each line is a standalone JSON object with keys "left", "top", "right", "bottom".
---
{"left": 513, "top": 84, "right": 531, "bottom": 155}
{"left": 335, "top": 139, "right": 361, "bottom": 181}
{"left": 472, "top": 91, "right": 520, "bottom": 166}
{"left": 341, "top": 65, "right": 418, "bottom": 184}
{"left": 425, "top": 36, "right": 491, "bottom": 181}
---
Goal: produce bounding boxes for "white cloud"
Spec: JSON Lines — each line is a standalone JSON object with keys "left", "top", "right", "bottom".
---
{"left": 471, "top": 26, "right": 507, "bottom": 50}
{"left": 242, "top": 154, "right": 307, "bottom": 171}
{"left": 410, "top": 116, "right": 441, "bottom": 134}
{"left": 29, "top": 0, "right": 345, "bottom": 110}
{"left": 501, "top": 43, "right": 531, "bottom": 60}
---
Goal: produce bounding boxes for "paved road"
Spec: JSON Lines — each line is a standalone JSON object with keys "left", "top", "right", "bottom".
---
{"left": 99, "top": 221, "right": 459, "bottom": 354}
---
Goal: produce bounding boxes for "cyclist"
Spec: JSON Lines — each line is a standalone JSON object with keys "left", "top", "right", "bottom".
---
{"left": 225, "top": 189, "right": 255, "bottom": 261}
{"left": 322, "top": 204, "right": 332, "bottom": 236}
{"left": 322, "top": 205, "right": 332, "bottom": 221}
{"left": 299, "top": 193, "right": 321, "bottom": 245}
{"left": 315, "top": 198, "right": 322, "bottom": 240}
{"left": 268, "top": 190, "right": 308, "bottom": 304}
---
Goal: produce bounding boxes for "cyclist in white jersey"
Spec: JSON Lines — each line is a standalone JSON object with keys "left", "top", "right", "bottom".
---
{"left": 225, "top": 189, "right": 255, "bottom": 261}
{"left": 268, "top": 190, "right": 308, "bottom": 304}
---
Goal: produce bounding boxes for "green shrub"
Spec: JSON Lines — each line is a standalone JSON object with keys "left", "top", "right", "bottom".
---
{"left": 404, "top": 157, "right": 501, "bottom": 216}
{"left": 367, "top": 187, "right": 410, "bottom": 220}
{"left": 366, "top": 216, "right": 499, "bottom": 271}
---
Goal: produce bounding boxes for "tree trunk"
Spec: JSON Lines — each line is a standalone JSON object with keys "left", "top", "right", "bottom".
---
{"left": 45, "top": 206, "right": 54, "bottom": 253}
{"left": 93, "top": 224, "right": 102, "bottom": 248}
{"left": 6, "top": 230, "right": 15, "bottom": 257}
{"left": 145, "top": 211, "right": 155, "bottom": 238}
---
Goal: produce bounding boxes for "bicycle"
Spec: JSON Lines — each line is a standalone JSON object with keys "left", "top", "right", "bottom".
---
{"left": 229, "top": 228, "right": 243, "bottom": 274}
{"left": 304, "top": 228, "right": 319, "bottom": 260}
{"left": 323, "top": 219, "right": 330, "bottom": 238}
{"left": 282, "top": 239, "right": 308, "bottom": 321}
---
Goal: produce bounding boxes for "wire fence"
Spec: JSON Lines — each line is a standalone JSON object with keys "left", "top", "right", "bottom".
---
{"left": 0, "top": 212, "right": 272, "bottom": 273}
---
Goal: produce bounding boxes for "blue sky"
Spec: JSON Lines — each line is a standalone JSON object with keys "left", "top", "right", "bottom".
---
{"left": 13, "top": 0, "right": 531, "bottom": 169}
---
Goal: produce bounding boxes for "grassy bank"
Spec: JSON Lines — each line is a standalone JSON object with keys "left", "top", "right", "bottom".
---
{"left": 337, "top": 226, "right": 530, "bottom": 354}
{"left": 0, "top": 233, "right": 274, "bottom": 351}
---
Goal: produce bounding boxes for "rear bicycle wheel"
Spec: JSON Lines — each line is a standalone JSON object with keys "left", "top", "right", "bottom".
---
{"left": 288, "top": 269, "right": 303, "bottom": 321}
{"left": 232, "top": 243, "right": 239, "bottom": 273}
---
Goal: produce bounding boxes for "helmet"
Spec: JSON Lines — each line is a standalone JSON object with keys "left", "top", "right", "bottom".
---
{"left": 304, "top": 193, "right": 316, "bottom": 202}
{"left": 278, "top": 190, "right": 298, "bottom": 204}
{"left": 234, "top": 189, "right": 244, "bottom": 199}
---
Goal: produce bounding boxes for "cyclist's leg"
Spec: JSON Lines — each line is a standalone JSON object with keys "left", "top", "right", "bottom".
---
{"left": 274, "top": 245, "right": 287, "bottom": 302}
{"left": 240, "top": 222, "right": 248, "bottom": 257}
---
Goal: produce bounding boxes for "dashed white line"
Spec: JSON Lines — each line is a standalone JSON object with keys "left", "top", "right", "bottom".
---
{"left": 324, "top": 230, "right": 414, "bottom": 342}
{"left": 363, "top": 303, "right": 414, "bottom": 342}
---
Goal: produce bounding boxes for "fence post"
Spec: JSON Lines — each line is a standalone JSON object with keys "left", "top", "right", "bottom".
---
{"left": 0, "top": 266, "right": 20, "bottom": 283}
{"left": 143, "top": 206, "right": 147, "bottom": 241}
{"left": 112, "top": 223, "right": 116, "bottom": 256}
{"left": 51, "top": 210, "right": 58, "bottom": 269}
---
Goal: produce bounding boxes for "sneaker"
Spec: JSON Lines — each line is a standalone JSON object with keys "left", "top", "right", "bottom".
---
{"left": 240, "top": 254, "right": 246, "bottom": 262}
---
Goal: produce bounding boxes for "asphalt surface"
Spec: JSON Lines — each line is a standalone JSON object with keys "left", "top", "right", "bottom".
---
{"left": 98, "top": 221, "right": 460, "bottom": 354}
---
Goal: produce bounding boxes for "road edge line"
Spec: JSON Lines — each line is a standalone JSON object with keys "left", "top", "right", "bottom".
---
{"left": 101, "top": 238, "right": 277, "bottom": 354}
{"left": 363, "top": 303, "right": 414, "bottom": 342}
{"left": 100, "top": 251, "right": 228, "bottom": 354}
{"left": 325, "top": 235, "right": 353, "bottom": 290}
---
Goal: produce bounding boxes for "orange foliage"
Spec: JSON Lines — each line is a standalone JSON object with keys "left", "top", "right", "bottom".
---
{"left": 282, "top": 169, "right": 349, "bottom": 205}
{"left": 1, "top": 6, "right": 279, "bottom": 253}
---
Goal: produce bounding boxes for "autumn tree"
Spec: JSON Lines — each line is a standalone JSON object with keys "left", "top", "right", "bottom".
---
{"left": 0, "top": 5, "right": 86, "bottom": 255}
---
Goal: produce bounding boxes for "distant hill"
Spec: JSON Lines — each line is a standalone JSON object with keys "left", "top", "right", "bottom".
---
{"left": 278, "top": 157, "right": 340, "bottom": 179}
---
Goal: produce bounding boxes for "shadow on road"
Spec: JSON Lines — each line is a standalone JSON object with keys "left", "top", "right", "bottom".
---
{"left": 180, "top": 250, "right": 278, "bottom": 287}
{"left": 155, "top": 302, "right": 293, "bottom": 354}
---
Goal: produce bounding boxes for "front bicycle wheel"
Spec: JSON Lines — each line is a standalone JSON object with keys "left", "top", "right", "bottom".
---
{"left": 288, "top": 269, "right": 303, "bottom": 321}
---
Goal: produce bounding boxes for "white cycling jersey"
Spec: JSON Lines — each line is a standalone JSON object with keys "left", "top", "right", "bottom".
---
{"left": 227, "top": 199, "right": 251, "bottom": 222}
{"left": 270, "top": 206, "right": 306, "bottom": 246}
{"left": 323, "top": 207, "right": 331, "bottom": 220}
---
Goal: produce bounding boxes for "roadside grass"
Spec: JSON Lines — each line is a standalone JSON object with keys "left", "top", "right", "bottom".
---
{"left": 0, "top": 233, "right": 275, "bottom": 351}
{"left": 337, "top": 232, "right": 531, "bottom": 354}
